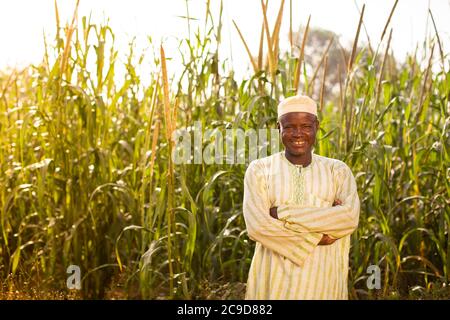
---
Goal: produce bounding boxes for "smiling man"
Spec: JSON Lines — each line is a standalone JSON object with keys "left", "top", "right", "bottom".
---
{"left": 243, "top": 95, "right": 360, "bottom": 300}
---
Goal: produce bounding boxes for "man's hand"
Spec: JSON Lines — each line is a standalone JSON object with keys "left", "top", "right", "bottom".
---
{"left": 269, "top": 207, "right": 278, "bottom": 219}
{"left": 318, "top": 234, "right": 336, "bottom": 245}
{"left": 333, "top": 199, "right": 342, "bottom": 206}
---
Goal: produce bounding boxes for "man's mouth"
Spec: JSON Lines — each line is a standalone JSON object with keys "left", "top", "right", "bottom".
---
{"left": 292, "top": 141, "right": 306, "bottom": 147}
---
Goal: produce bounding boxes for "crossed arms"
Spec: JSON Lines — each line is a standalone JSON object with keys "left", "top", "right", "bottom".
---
{"left": 243, "top": 160, "right": 360, "bottom": 267}
{"left": 270, "top": 200, "right": 343, "bottom": 245}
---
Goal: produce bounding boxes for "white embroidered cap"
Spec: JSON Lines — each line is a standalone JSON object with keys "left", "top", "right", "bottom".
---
{"left": 277, "top": 95, "right": 317, "bottom": 119}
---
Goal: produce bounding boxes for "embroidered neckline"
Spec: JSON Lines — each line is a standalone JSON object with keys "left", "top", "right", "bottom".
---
{"left": 280, "top": 152, "right": 316, "bottom": 206}
{"left": 281, "top": 151, "right": 316, "bottom": 170}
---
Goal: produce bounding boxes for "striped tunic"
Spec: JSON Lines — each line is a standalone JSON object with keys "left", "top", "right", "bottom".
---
{"left": 243, "top": 151, "right": 360, "bottom": 300}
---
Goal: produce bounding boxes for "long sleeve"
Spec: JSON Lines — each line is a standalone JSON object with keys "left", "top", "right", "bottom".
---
{"left": 243, "top": 160, "right": 323, "bottom": 267}
{"left": 277, "top": 163, "right": 360, "bottom": 239}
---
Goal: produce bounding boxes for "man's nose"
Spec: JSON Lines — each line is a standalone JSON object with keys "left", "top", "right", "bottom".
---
{"left": 292, "top": 128, "right": 303, "bottom": 136}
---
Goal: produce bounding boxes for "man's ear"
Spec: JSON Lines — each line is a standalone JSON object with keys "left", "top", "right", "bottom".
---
{"left": 277, "top": 122, "right": 280, "bottom": 131}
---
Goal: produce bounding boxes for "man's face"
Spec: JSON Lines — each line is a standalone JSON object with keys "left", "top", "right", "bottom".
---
{"left": 279, "top": 112, "right": 319, "bottom": 157}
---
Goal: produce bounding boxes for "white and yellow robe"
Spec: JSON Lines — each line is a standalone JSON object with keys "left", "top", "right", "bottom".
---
{"left": 243, "top": 151, "right": 360, "bottom": 300}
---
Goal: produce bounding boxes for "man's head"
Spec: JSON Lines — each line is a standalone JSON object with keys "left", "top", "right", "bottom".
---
{"left": 277, "top": 95, "right": 319, "bottom": 158}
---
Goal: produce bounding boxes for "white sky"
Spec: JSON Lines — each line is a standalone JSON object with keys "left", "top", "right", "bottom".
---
{"left": 1, "top": 0, "right": 449, "bottom": 77}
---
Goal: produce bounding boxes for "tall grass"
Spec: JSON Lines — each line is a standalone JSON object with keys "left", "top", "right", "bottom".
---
{"left": 0, "top": 0, "right": 448, "bottom": 299}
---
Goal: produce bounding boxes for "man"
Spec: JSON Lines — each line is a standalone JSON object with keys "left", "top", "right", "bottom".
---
{"left": 243, "top": 95, "right": 360, "bottom": 300}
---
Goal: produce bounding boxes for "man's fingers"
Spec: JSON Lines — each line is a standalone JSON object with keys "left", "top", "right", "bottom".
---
{"left": 318, "top": 234, "right": 337, "bottom": 245}
{"left": 269, "top": 207, "right": 278, "bottom": 219}
{"left": 332, "top": 199, "right": 342, "bottom": 206}
{"left": 318, "top": 234, "right": 328, "bottom": 245}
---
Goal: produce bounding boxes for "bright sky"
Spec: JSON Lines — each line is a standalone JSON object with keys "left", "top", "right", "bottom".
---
{"left": 1, "top": 0, "right": 449, "bottom": 77}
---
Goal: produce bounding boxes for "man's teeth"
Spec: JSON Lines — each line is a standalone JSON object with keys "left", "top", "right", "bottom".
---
{"left": 293, "top": 141, "right": 305, "bottom": 146}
